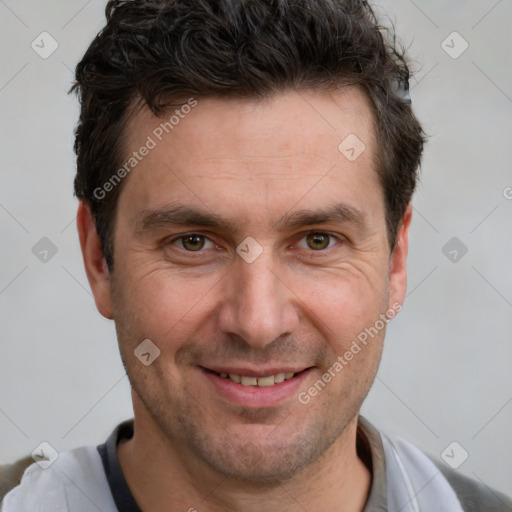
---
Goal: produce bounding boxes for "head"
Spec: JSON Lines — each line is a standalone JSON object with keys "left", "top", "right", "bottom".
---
{"left": 74, "top": 0, "right": 425, "bottom": 483}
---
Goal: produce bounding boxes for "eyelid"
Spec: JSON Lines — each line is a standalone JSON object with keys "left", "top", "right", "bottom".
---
{"left": 294, "top": 231, "right": 342, "bottom": 251}
{"left": 165, "top": 233, "right": 216, "bottom": 253}
{"left": 168, "top": 230, "right": 343, "bottom": 253}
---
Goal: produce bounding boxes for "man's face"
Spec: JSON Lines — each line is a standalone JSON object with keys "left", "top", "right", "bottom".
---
{"left": 90, "top": 88, "right": 408, "bottom": 482}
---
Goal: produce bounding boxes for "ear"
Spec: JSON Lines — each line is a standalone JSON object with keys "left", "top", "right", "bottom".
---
{"left": 76, "top": 201, "right": 114, "bottom": 319}
{"left": 388, "top": 203, "right": 412, "bottom": 310}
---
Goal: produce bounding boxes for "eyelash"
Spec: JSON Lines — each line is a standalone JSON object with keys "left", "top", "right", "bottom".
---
{"left": 168, "top": 231, "right": 343, "bottom": 255}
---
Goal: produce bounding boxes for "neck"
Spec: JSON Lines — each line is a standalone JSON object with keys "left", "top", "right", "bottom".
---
{"left": 118, "top": 408, "right": 371, "bottom": 512}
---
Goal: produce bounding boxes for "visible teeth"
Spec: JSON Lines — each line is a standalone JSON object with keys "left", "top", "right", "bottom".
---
{"left": 257, "top": 375, "right": 276, "bottom": 387}
{"left": 240, "top": 376, "right": 258, "bottom": 386}
{"left": 224, "top": 372, "right": 297, "bottom": 386}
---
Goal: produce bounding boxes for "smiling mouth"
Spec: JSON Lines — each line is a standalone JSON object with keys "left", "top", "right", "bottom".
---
{"left": 205, "top": 369, "right": 308, "bottom": 387}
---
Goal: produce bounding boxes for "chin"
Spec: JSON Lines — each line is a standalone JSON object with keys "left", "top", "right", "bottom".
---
{"left": 178, "top": 413, "right": 343, "bottom": 485}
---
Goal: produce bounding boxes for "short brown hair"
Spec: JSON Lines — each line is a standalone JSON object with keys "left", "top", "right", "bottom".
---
{"left": 72, "top": 0, "right": 425, "bottom": 270}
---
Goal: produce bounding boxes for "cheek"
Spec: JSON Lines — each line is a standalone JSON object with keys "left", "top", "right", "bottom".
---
{"left": 112, "top": 264, "right": 226, "bottom": 347}
{"left": 290, "top": 264, "right": 389, "bottom": 338}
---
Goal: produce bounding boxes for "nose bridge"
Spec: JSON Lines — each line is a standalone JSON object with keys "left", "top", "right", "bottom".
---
{"left": 217, "top": 249, "right": 298, "bottom": 348}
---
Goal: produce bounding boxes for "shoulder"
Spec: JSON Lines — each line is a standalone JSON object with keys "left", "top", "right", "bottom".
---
{"left": 359, "top": 417, "right": 512, "bottom": 512}
{"left": 1, "top": 446, "right": 117, "bottom": 511}
{"left": 0, "top": 456, "right": 34, "bottom": 503}
{"left": 431, "top": 458, "right": 512, "bottom": 512}
{"left": 389, "top": 432, "right": 512, "bottom": 511}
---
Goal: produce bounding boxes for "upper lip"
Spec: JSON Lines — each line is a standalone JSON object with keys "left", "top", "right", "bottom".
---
{"left": 201, "top": 366, "right": 311, "bottom": 378}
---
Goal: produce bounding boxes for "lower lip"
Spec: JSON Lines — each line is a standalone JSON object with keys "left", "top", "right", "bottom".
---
{"left": 201, "top": 368, "right": 313, "bottom": 408}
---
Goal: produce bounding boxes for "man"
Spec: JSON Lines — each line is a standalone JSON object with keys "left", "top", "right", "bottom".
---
{"left": 2, "top": 0, "right": 511, "bottom": 510}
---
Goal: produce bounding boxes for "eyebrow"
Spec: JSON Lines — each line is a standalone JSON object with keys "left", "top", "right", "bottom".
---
{"left": 274, "top": 203, "right": 366, "bottom": 231}
{"left": 134, "top": 202, "right": 367, "bottom": 235}
{"left": 135, "top": 204, "right": 238, "bottom": 234}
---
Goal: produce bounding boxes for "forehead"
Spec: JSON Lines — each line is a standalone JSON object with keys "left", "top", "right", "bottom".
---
{"left": 125, "top": 87, "right": 376, "bottom": 160}
{"left": 117, "top": 88, "right": 381, "bottom": 227}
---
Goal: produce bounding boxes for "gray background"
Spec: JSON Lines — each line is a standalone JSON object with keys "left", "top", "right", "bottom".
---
{"left": 1, "top": 0, "right": 511, "bottom": 499}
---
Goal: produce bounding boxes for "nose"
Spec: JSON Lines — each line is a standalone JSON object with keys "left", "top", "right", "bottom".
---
{"left": 217, "top": 249, "right": 300, "bottom": 349}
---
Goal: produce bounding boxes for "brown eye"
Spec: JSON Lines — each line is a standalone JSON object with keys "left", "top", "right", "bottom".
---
{"left": 180, "top": 234, "right": 206, "bottom": 251}
{"left": 306, "top": 232, "right": 331, "bottom": 250}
